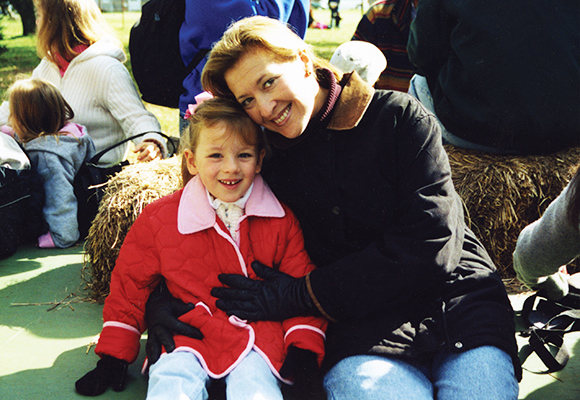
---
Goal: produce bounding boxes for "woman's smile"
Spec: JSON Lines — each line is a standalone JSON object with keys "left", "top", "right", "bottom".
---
{"left": 272, "top": 104, "right": 291, "bottom": 126}
{"left": 225, "top": 49, "right": 324, "bottom": 139}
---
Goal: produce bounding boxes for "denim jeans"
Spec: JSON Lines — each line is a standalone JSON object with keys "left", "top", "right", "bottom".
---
{"left": 323, "top": 346, "right": 519, "bottom": 400}
{"left": 147, "top": 349, "right": 283, "bottom": 400}
{"left": 407, "top": 75, "right": 520, "bottom": 155}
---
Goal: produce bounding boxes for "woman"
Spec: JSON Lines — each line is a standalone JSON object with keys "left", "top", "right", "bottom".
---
{"left": 513, "top": 167, "right": 580, "bottom": 300}
{"left": 146, "top": 16, "right": 520, "bottom": 399}
{"left": 176, "top": 0, "right": 309, "bottom": 134}
{"left": 0, "top": 0, "right": 166, "bottom": 165}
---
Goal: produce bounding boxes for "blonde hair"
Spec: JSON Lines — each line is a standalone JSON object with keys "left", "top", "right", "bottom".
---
{"left": 34, "top": 0, "right": 120, "bottom": 65}
{"left": 202, "top": 15, "right": 341, "bottom": 98}
{"left": 8, "top": 78, "right": 74, "bottom": 143}
{"left": 180, "top": 97, "right": 268, "bottom": 185}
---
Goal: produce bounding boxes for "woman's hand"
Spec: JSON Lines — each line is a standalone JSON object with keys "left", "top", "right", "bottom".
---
{"left": 145, "top": 281, "right": 204, "bottom": 364}
{"left": 211, "top": 261, "right": 316, "bottom": 321}
{"left": 134, "top": 139, "right": 163, "bottom": 162}
{"left": 280, "top": 345, "right": 325, "bottom": 398}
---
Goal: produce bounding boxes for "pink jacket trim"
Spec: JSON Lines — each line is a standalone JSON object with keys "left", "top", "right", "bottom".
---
{"left": 253, "top": 345, "right": 292, "bottom": 385}
{"left": 177, "top": 174, "right": 285, "bottom": 235}
{"left": 284, "top": 324, "right": 326, "bottom": 341}
{"left": 103, "top": 321, "right": 141, "bottom": 336}
{"left": 212, "top": 222, "right": 249, "bottom": 276}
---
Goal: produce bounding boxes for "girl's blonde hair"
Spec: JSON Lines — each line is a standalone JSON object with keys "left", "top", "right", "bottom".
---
{"left": 8, "top": 78, "right": 74, "bottom": 143}
{"left": 34, "top": 0, "right": 120, "bottom": 65}
{"left": 202, "top": 15, "right": 341, "bottom": 98}
{"left": 180, "top": 97, "right": 268, "bottom": 185}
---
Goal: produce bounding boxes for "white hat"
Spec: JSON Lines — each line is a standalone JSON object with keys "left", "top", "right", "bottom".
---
{"left": 330, "top": 41, "right": 387, "bottom": 85}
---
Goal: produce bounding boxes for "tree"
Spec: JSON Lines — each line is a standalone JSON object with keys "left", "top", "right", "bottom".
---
{"left": 7, "top": 0, "right": 35, "bottom": 36}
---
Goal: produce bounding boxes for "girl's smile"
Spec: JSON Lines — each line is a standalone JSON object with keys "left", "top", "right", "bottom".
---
{"left": 184, "top": 121, "right": 265, "bottom": 204}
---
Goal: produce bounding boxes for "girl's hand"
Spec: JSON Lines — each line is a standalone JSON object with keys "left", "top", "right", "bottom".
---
{"left": 75, "top": 355, "right": 128, "bottom": 396}
{"left": 134, "top": 140, "right": 163, "bottom": 162}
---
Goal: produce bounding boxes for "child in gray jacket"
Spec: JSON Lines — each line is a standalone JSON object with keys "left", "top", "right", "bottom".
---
{"left": 3, "top": 78, "right": 95, "bottom": 248}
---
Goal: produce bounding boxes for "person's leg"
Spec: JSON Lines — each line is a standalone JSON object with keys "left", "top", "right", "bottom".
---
{"left": 147, "top": 351, "right": 210, "bottom": 400}
{"left": 323, "top": 355, "right": 433, "bottom": 400}
{"left": 225, "top": 350, "right": 283, "bottom": 400}
{"left": 432, "top": 346, "right": 519, "bottom": 400}
{"left": 408, "top": 74, "right": 437, "bottom": 113}
{"left": 408, "top": 75, "right": 516, "bottom": 154}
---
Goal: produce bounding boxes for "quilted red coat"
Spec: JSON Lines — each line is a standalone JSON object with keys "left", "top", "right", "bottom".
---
{"left": 95, "top": 174, "right": 327, "bottom": 382}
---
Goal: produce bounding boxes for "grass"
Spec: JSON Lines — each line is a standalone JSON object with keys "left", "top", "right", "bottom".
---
{"left": 0, "top": 8, "right": 362, "bottom": 137}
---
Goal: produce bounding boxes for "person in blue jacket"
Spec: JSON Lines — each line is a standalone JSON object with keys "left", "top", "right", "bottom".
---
{"left": 178, "top": 0, "right": 310, "bottom": 134}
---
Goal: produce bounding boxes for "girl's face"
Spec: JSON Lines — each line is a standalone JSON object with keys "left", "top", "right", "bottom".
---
{"left": 224, "top": 49, "right": 326, "bottom": 139}
{"left": 184, "top": 122, "right": 265, "bottom": 203}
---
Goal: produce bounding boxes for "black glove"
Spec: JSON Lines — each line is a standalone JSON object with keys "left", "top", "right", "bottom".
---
{"left": 211, "top": 261, "right": 315, "bottom": 321}
{"left": 75, "top": 355, "right": 128, "bottom": 396}
{"left": 145, "top": 280, "right": 204, "bottom": 365}
{"left": 280, "top": 346, "right": 326, "bottom": 400}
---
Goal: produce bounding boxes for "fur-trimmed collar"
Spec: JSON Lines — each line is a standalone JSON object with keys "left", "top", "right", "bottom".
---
{"left": 326, "top": 72, "right": 375, "bottom": 131}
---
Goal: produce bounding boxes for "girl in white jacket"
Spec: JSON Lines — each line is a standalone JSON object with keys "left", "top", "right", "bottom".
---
{"left": 0, "top": 0, "right": 166, "bottom": 165}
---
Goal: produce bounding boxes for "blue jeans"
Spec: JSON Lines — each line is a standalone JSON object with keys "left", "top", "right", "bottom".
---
{"left": 147, "top": 349, "right": 283, "bottom": 400}
{"left": 408, "top": 75, "right": 522, "bottom": 155}
{"left": 323, "top": 346, "right": 519, "bottom": 400}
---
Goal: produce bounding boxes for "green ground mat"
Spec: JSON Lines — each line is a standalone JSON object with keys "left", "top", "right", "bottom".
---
{"left": 0, "top": 244, "right": 147, "bottom": 399}
{"left": 1, "top": 244, "right": 579, "bottom": 399}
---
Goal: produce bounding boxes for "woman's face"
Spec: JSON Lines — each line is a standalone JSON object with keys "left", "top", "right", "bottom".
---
{"left": 224, "top": 49, "right": 324, "bottom": 139}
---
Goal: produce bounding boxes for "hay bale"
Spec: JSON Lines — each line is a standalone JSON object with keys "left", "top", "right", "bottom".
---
{"left": 83, "top": 156, "right": 182, "bottom": 301}
{"left": 82, "top": 145, "right": 580, "bottom": 299}
{"left": 446, "top": 144, "right": 580, "bottom": 279}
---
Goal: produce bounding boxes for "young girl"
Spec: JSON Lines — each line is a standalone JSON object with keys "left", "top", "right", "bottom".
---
{"left": 3, "top": 78, "right": 95, "bottom": 249}
{"left": 75, "top": 97, "right": 327, "bottom": 398}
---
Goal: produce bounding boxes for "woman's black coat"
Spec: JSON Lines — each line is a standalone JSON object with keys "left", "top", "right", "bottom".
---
{"left": 262, "top": 72, "right": 520, "bottom": 379}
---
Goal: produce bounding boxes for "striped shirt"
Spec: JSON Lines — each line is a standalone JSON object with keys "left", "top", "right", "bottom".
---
{"left": 352, "top": 0, "right": 418, "bottom": 92}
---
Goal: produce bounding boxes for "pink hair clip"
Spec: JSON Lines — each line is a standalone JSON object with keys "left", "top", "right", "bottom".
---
{"left": 184, "top": 91, "right": 214, "bottom": 119}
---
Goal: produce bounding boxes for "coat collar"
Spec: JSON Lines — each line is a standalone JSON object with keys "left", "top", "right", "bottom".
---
{"left": 265, "top": 71, "right": 375, "bottom": 149}
{"left": 326, "top": 71, "right": 374, "bottom": 131}
{"left": 177, "top": 174, "right": 285, "bottom": 234}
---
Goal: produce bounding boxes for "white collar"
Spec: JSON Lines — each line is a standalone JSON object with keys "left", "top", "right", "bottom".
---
{"left": 208, "top": 183, "right": 254, "bottom": 211}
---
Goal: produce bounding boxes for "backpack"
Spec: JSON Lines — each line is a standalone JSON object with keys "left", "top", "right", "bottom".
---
{"left": 129, "top": 0, "right": 209, "bottom": 109}
{"left": 518, "top": 279, "right": 580, "bottom": 373}
{"left": 0, "top": 165, "right": 47, "bottom": 259}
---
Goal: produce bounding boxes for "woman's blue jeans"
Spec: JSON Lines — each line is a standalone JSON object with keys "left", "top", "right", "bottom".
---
{"left": 323, "top": 346, "right": 518, "bottom": 400}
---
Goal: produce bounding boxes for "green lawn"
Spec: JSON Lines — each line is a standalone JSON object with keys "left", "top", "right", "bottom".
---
{"left": 0, "top": 8, "right": 362, "bottom": 137}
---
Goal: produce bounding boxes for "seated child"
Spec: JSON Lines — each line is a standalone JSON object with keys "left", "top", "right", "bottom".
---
{"left": 75, "top": 97, "right": 327, "bottom": 399}
{"left": 3, "top": 78, "right": 95, "bottom": 248}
